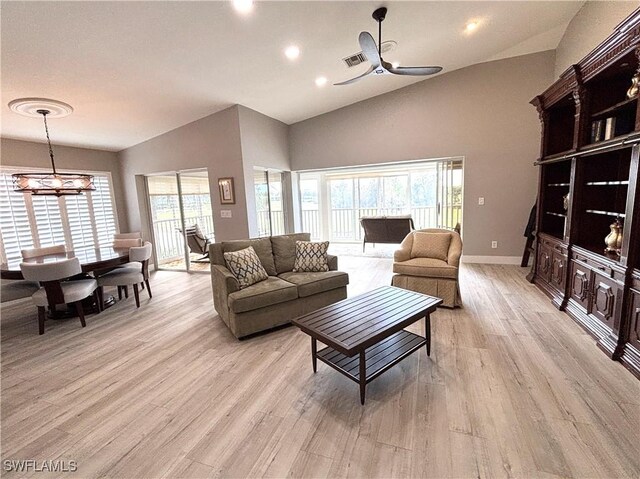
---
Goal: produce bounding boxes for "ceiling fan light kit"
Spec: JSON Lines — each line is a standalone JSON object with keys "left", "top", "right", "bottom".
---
{"left": 9, "top": 98, "right": 95, "bottom": 196}
{"left": 335, "top": 7, "right": 443, "bottom": 86}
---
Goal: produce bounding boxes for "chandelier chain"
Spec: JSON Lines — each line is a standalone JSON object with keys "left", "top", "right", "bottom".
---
{"left": 40, "top": 111, "right": 57, "bottom": 174}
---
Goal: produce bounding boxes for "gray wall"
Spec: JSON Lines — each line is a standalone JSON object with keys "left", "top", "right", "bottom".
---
{"left": 0, "top": 138, "right": 128, "bottom": 229}
{"left": 237, "top": 105, "right": 291, "bottom": 237}
{"left": 289, "top": 51, "right": 556, "bottom": 258}
{"left": 554, "top": 1, "right": 638, "bottom": 78}
{"left": 117, "top": 105, "right": 250, "bottom": 242}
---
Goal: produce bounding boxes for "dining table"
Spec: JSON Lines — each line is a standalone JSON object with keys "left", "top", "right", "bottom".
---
{"left": 1, "top": 246, "right": 131, "bottom": 315}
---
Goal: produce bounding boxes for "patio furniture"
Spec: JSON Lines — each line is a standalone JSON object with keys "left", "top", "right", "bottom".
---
{"left": 20, "top": 257, "right": 99, "bottom": 334}
{"left": 391, "top": 228, "right": 463, "bottom": 308}
{"left": 360, "top": 216, "right": 415, "bottom": 252}
{"left": 292, "top": 286, "right": 441, "bottom": 404}
{"left": 210, "top": 233, "right": 349, "bottom": 338}
{"left": 97, "top": 242, "right": 153, "bottom": 309}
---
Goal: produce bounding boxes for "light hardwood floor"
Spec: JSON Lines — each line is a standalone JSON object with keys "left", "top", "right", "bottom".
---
{"left": 1, "top": 258, "right": 639, "bottom": 478}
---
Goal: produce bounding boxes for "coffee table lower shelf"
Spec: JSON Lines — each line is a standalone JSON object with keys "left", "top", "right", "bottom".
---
{"left": 316, "top": 329, "right": 426, "bottom": 403}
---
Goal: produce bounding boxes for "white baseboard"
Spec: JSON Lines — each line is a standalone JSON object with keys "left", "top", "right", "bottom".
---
{"left": 462, "top": 255, "right": 522, "bottom": 265}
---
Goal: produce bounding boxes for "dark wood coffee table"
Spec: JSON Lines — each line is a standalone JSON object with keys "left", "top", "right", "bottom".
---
{"left": 292, "top": 286, "right": 442, "bottom": 404}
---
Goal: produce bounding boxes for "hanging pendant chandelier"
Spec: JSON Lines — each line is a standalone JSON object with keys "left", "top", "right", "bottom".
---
{"left": 9, "top": 99, "right": 95, "bottom": 196}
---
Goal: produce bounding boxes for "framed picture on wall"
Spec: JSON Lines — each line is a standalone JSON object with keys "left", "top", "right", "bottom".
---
{"left": 218, "top": 177, "right": 235, "bottom": 204}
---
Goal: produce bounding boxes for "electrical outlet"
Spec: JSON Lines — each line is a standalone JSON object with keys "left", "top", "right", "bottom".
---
{"left": 478, "top": 197, "right": 485, "bottom": 205}
{"left": 221, "top": 210, "right": 232, "bottom": 218}
{"left": 491, "top": 241, "right": 498, "bottom": 249}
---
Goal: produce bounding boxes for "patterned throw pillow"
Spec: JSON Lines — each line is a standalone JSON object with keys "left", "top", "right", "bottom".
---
{"left": 223, "top": 246, "right": 268, "bottom": 289}
{"left": 293, "top": 241, "right": 330, "bottom": 272}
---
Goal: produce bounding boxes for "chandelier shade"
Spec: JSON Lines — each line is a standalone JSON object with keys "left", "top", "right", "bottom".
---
{"left": 9, "top": 101, "right": 95, "bottom": 197}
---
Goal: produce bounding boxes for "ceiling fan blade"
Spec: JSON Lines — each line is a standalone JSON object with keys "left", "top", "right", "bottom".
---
{"left": 333, "top": 65, "right": 376, "bottom": 85}
{"left": 359, "top": 31, "right": 382, "bottom": 68}
{"left": 387, "top": 65, "right": 443, "bottom": 76}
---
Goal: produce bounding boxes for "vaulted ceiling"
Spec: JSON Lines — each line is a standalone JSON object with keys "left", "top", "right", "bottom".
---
{"left": 1, "top": 1, "right": 583, "bottom": 151}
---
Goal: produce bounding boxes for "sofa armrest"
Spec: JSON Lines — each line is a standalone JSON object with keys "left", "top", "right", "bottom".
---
{"left": 447, "top": 235, "right": 463, "bottom": 268}
{"left": 394, "top": 233, "right": 414, "bottom": 263}
{"left": 327, "top": 254, "right": 338, "bottom": 271}
{"left": 212, "top": 264, "right": 240, "bottom": 294}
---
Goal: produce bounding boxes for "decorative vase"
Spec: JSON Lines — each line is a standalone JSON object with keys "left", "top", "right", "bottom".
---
{"left": 627, "top": 74, "right": 639, "bottom": 99}
{"left": 563, "top": 193, "right": 570, "bottom": 211}
{"left": 604, "top": 218, "right": 623, "bottom": 255}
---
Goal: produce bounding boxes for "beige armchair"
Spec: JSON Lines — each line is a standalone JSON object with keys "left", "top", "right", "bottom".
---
{"left": 391, "top": 228, "right": 462, "bottom": 308}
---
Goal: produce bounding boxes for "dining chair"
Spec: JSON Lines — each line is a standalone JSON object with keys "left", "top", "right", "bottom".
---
{"left": 98, "top": 242, "right": 153, "bottom": 309}
{"left": 1, "top": 279, "right": 40, "bottom": 303}
{"left": 21, "top": 244, "right": 66, "bottom": 259}
{"left": 113, "top": 232, "right": 142, "bottom": 240}
{"left": 20, "top": 257, "right": 99, "bottom": 335}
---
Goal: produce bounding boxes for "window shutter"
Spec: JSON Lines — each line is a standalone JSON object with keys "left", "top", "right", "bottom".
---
{"left": 90, "top": 176, "right": 117, "bottom": 246}
{"left": 32, "top": 195, "right": 66, "bottom": 248}
{"left": 65, "top": 194, "right": 95, "bottom": 249}
{"left": 0, "top": 173, "right": 34, "bottom": 262}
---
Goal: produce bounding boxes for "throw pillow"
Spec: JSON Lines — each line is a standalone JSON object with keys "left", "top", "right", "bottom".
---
{"left": 223, "top": 246, "right": 268, "bottom": 289}
{"left": 411, "top": 232, "right": 451, "bottom": 261}
{"left": 293, "top": 241, "right": 330, "bottom": 272}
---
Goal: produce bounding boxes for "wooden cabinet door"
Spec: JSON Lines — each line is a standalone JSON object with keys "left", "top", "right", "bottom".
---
{"left": 550, "top": 252, "right": 567, "bottom": 293}
{"left": 569, "top": 261, "right": 590, "bottom": 313}
{"left": 589, "top": 272, "right": 618, "bottom": 330}
{"left": 628, "top": 289, "right": 640, "bottom": 352}
{"left": 537, "top": 243, "right": 552, "bottom": 283}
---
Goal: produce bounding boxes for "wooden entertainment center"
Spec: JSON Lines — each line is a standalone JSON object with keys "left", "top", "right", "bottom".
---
{"left": 530, "top": 8, "right": 640, "bottom": 378}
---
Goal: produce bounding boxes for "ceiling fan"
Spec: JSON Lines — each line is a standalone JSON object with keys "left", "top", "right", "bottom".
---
{"left": 335, "top": 7, "right": 443, "bottom": 86}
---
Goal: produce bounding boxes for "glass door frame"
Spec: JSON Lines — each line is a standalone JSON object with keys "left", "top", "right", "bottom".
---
{"left": 145, "top": 167, "right": 213, "bottom": 274}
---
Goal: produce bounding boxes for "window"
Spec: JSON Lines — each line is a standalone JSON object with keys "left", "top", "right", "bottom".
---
{"left": 0, "top": 169, "right": 119, "bottom": 263}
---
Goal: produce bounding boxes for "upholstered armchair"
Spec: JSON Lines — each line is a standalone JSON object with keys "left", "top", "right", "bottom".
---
{"left": 391, "top": 228, "right": 462, "bottom": 308}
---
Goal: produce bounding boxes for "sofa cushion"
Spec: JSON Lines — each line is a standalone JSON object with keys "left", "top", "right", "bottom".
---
{"left": 278, "top": 271, "right": 349, "bottom": 298}
{"left": 221, "top": 237, "right": 277, "bottom": 276}
{"left": 224, "top": 247, "right": 268, "bottom": 289}
{"left": 271, "top": 233, "right": 311, "bottom": 274}
{"left": 411, "top": 232, "right": 451, "bottom": 261}
{"left": 293, "top": 241, "right": 329, "bottom": 272}
{"left": 228, "top": 276, "right": 298, "bottom": 313}
{"left": 393, "top": 258, "right": 458, "bottom": 279}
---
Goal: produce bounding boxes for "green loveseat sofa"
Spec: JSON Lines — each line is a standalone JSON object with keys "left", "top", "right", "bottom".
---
{"left": 210, "top": 233, "right": 349, "bottom": 338}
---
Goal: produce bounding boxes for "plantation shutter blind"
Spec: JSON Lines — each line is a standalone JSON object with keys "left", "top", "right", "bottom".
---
{"left": 32, "top": 195, "right": 66, "bottom": 248}
{"left": 65, "top": 194, "right": 96, "bottom": 249}
{"left": 0, "top": 172, "right": 35, "bottom": 262}
{"left": 91, "top": 176, "right": 117, "bottom": 246}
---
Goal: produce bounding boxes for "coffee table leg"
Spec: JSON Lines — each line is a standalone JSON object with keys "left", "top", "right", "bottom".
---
{"left": 425, "top": 315, "right": 431, "bottom": 357}
{"left": 359, "top": 351, "right": 366, "bottom": 405}
{"left": 311, "top": 337, "right": 317, "bottom": 373}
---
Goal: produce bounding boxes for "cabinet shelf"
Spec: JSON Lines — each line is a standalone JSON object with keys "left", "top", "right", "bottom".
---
{"left": 545, "top": 211, "right": 567, "bottom": 218}
{"left": 591, "top": 97, "right": 637, "bottom": 120}
{"left": 586, "top": 180, "right": 629, "bottom": 186}
{"left": 548, "top": 183, "right": 570, "bottom": 187}
{"left": 585, "top": 209, "right": 626, "bottom": 218}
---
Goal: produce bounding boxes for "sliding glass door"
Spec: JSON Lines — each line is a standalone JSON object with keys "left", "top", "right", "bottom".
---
{"left": 254, "top": 168, "right": 286, "bottom": 237}
{"left": 146, "top": 169, "right": 213, "bottom": 273}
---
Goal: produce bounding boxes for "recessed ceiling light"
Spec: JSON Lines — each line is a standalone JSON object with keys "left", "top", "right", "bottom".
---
{"left": 391, "top": 62, "right": 400, "bottom": 69}
{"left": 315, "top": 76, "right": 327, "bottom": 87}
{"left": 232, "top": 0, "right": 253, "bottom": 14}
{"left": 285, "top": 45, "right": 300, "bottom": 60}
{"left": 465, "top": 21, "right": 479, "bottom": 33}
